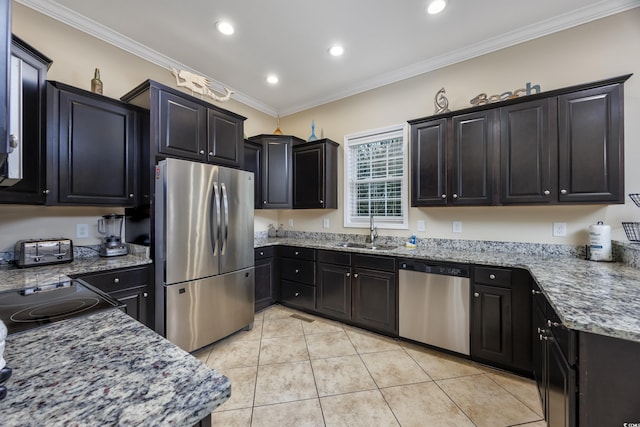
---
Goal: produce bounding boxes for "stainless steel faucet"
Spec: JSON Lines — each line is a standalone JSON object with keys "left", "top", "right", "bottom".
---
{"left": 366, "top": 214, "right": 378, "bottom": 243}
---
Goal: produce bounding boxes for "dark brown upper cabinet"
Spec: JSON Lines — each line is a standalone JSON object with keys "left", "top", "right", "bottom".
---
{"left": 121, "top": 79, "right": 246, "bottom": 168}
{"left": 243, "top": 139, "right": 262, "bottom": 209}
{"left": 45, "top": 81, "right": 138, "bottom": 207}
{"left": 293, "top": 138, "right": 338, "bottom": 209}
{"left": 409, "top": 74, "right": 630, "bottom": 206}
{"left": 410, "top": 110, "right": 495, "bottom": 207}
{"left": 0, "top": 36, "right": 52, "bottom": 204}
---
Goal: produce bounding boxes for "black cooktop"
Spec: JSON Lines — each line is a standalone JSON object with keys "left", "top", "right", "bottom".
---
{"left": 0, "top": 281, "right": 121, "bottom": 335}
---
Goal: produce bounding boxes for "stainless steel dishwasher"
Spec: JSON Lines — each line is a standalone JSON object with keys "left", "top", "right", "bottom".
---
{"left": 398, "top": 259, "right": 470, "bottom": 355}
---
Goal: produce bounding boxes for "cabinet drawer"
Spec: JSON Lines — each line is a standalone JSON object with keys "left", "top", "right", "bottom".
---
{"left": 254, "top": 246, "right": 274, "bottom": 260}
{"left": 317, "top": 249, "right": 351, "bottom": 266}
{"left": 547, "top": 304, "right": 577, "bottom": 366}
{"left": 281, "top": 280, "right": 315, "bottom": 310}
{"left": 281, "top": 258, "right": 316, "bottom": 285}
{"left": 78, "top": 266, "right": 150, "bottom": 293}
{"left": 354, "top": 254, "right": 395, "bottom": 272}
{"left": 281, "top": 246, "right": 316, "bottom": 261}
{"left": 474, "top": 266, "right": 512, "bottom": 287}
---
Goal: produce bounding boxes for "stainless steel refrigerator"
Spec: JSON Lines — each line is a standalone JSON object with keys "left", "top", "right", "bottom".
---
{"left": 154, "top": 157, "right": 254, "bottom": 352}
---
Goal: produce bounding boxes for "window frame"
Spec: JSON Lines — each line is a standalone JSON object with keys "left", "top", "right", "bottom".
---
{"left": 343, "top": 123, "right": 409, "bottom": 230}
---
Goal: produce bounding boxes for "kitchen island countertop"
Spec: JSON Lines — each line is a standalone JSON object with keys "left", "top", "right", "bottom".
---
{"left": 255, "top": 236, "right": 640, "bottom": 343}
{"left": 2, "top": 308, "right": 229, "bottom": 426}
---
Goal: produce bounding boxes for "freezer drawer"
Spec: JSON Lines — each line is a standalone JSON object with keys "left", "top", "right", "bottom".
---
{"left": 165, "top": 268, "right": 254, "bottom": 352}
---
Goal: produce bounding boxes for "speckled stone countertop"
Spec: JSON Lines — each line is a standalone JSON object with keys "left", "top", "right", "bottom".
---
{"left": 255, "top": 235, "right": 640, "bottom": 343}
{"left": 0, "top": 247, "right": 152, "bottom": 292}
{"left": 2, "top": 308, "right": 230, "bottom": 426}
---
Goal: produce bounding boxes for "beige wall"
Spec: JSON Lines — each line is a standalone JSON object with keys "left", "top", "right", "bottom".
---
{"left": 277, "top": 8, "right": 640, "bottom": 245}
{"left": 1, "top": 4, "right": 639, "bottom": 251}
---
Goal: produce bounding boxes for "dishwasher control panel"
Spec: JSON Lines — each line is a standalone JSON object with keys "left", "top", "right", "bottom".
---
{"left": 398, "top": 260, "right": 469, "bottom": 277}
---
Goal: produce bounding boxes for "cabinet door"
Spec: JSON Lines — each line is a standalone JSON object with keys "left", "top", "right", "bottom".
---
{"left": 110, "top": 286, "right": 152, "bottom": 328}
{"left": 500, "top": 98, "right": 556, "bottom": 204}
{"left": 0, "top": 39, "right": 50, "bottom": 204}
{"left": 243, "top": 140, "right": 262, "bottom": 209}
{"left": 410, "top": 118, "right": 447, "bottom": 206}
{"left": 451, "top": 110, "right": 495, "bottom": 205}
{"left": 352, "top": 268, "right": 397, "bottom": 334}
{"left": 255, "top": 254, "right": 275, "bottom": 312}
{"left": 547, "top": 338, "right": 576, "bottom": 427}
{"left": 293, "top": 144, "right": 325, "bottom": 209}
{"left": 317, "top": 262, "right": 351, "bottom": 321}
{"left": 54, "top": 87, "right": 136, "bottom": 206}
{"left": 158, "top": 89, "right": 206, "bottom": 161}
{"left": 471, "top": 284, "right": 512, "bottom": 365}
{"left": 558, "top": 84, "right": 623, "bottom": 203}
{"left": 207, "top": 109, "right": 243, "bottom": 167}
{"left": 262, "top": 138, "right": 293, "bottom": 208}
{"left": 532, "top": 299, "right": 547, "bottom": 416}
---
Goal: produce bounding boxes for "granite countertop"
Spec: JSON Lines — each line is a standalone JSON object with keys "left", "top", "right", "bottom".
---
{"left": 2, "top": 308, "right": 230, "bottom": 426}
{"left": 255, "top": 236, "right": 640, "bottom": 343}
{"left": 0, "top": 252, "right": 152, "bottom": 293}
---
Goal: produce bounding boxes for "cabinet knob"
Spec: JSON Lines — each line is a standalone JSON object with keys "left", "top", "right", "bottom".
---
{"left": 143, "top": 292, "right": 148, "bottom": 298}
{"left": 560, "top": 189, "right": 567, "bottom": 194}
{"left": 532, "top": 289, "right": 542, "bottom": 295}
{"left": 354, "top": 273, "right": 359, "bottom": 278}
{"left": 441, "top": 194, "right": 447, "bottom": 199}
{"left": 489, "top": 274, "right": 496, "bottom": 280}
{"left": 320, "top": 200, "right": 323, "bottom": 204}
{"left": 263, "top": 200, "right": 267, "bottom": 204}
{"left": 129, "top": 193, "right": 134, "bottom": 198}
{"left": 544, "top": 190, "right": 550, "bottom": 195}
{"left": 295, "top": 269, "right": 300, "bottom": 274}
{"left": 540, "top": 334, "right": 550, "bottom": 341}
{"left": 199, "top": 150, "right": 205, "bottom": 154}
{"left": 295, "top": 251, "right": 300, "bottom": 256}
{"left": 346, "top": 272, "right": 351, "bottom": 277}
{"left": 113, "top": 278, "right": 120, "bottom": 284}
{"left": 453, "top": 194, "right": 458, "bottom": 199}
{"left": 43, "top": 189, "right": 50, "bottom": 195}
{"left": 209, "top": 151, "right": 213, "bottom": 156}
{"left": 9, "top": 134, "right": 18, "bottom": 149}
{"left": 474, "top": 292, "right": 479, "bottom": 298}
{"left": 295, "top": 292, "right": 300, "bottom": 297}
{"left": 260, "top": 251, "right": 264, "bottom": 256}
{"left": 547, "top": 319, "right": 561, "bottom": 328}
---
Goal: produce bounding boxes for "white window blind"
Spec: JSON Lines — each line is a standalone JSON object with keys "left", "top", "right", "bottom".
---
{"left": 344, "top": 124, "right": 408, "bottom": 229}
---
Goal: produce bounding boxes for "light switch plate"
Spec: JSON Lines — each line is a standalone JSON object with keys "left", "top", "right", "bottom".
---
{"left": 323, "top": 218, "right": 330, "bottom": 228}
{"left": 76, "top": 223, "right": 89, "bottom": 238}
{"left": 553, "top": 222, "right": 567, "bottom": 237}
{"left": 417, "top": 220, "right": 426, "bottom": 232}
{"left": 452, "top": 221, "right": 462, "bottom": 233}
{"left": 288, "top": 219, "right": 294, "bottom": 227}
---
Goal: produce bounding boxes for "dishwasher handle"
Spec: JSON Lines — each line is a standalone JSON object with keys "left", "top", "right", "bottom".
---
{"left": 398, "top": 259, "right": 469, "bottom": 277}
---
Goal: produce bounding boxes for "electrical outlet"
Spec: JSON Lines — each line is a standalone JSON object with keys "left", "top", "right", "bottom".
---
{"left": 553, "top": 222, "right": 567, "bottom": 237}
{"left": 417, "top": 220, "right": 426, "bottom": 232}
{"left": 323, "top": 218, "right": 330, "bottom": 228}
{"left": 288, "top": 219, "right": 294, "bottom": 227}
{"left": 452, "top": 221, "right": 462, "bottom": 233}
{"left": 76, "top": 223, "right": 89, "bottom": 238}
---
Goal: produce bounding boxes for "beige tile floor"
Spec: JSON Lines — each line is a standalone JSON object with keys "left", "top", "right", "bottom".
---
{"left": 194, "top": 304, "right": 545, "bottom": 427}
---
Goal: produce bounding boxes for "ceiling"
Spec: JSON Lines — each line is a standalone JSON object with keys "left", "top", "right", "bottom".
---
{"left": 16, "top": 0, "right": 640, "bottom": 116}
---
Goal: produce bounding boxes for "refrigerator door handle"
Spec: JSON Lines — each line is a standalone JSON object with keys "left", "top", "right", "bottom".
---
{"left": 212, "top": 182, "right": 221, "bottom": 255}
{"left": 221, "top": 182, "right": 229, "bottom": 254}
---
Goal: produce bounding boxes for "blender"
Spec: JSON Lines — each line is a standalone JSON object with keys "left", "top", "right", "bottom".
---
{"left": 97, "top": 214, "right": 128, "bottom": 257}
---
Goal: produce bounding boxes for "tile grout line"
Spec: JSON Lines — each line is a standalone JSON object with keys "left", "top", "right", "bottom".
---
{"left": 483, "top": 371, "right": 545, "bottom": 422}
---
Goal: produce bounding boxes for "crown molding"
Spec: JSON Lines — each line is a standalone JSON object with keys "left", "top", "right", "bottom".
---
{"left": 16, "top": 0, "right": 639, "bottom": 117}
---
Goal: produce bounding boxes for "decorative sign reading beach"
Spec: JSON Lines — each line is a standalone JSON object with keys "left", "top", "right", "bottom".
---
{"left": 470, "top": 82, "right": 541, "bottom": 107}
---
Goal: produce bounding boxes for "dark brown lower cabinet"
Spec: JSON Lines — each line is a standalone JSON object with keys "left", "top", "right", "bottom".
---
{"left": 471, "top": 284, "right": 512, "bottom": 365}
{"left": 74, "top": 265, "right": 153, "bottom": 328}
{"left": 317, "top": 261, "right": 352, "bottom": 321}
{"left": 254, "top": 247, "right": 277, "bottom": 312}
{"left": 352, "top": 266, "right": 396, "bottom": 334}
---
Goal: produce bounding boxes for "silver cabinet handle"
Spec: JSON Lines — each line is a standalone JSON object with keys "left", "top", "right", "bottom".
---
{"left": 346, "top": 272, "right": 351, "bottom": 277}
{"left": 320, "top": 200, "right": 323, "bottom": 204}
{"left": 441, "top": 194, "right": 446, "bottom": 199}
{"left": 295, "top": 251, "right": 300, "bottom": 256}
{"left": 489, "top": 274, "right": 496, "bottom": 279}
{"left": 114, "top": 278, "right": 120, "bottom": 284}
{"left": 353, "top": 273, "right": 359, "bottom": 278}
{"left": 547, "top": 320, "right": 561, "bottom": 328}
{"left": 453, "top": 194, "right": 458, "bottom": 199}
{"left": 474, "top": 292, "right": 479, "bottom": 297}
{"left": 263, "top": 200, "right": 267, "bottom": 204}
{"left": 43, "top": 189, "right": 50, "bottom": 194}
{"left": 209, "top": 151, "right": 213, "bottom": 156}
{"left": 532, "top": 289, "right": 542, "bottom": 295}
{"left": 295, "top": 292, "right": 300, "bottom": 297}
{"left": 129, "top": 193, "right": 134, "bottom": 198}
{"left": 544, "top": 190, "right": 550, "bottom": 195}
{"left": 560, "top": 189, "right": 567, "bottom": 194}
{"left": 260, "top": 251, "right": 264, "bottom": 256}
{"left": 541, "top": 334, "right": 550, "bottom": 341}
{"left": 143, "top": 292, "right": 148, "bottom": 298}
{"left": 295, "top": 269, "right": 299, "bottom": 274}
{"left": 199, "top": 150, "right": 205, "bottom": 154}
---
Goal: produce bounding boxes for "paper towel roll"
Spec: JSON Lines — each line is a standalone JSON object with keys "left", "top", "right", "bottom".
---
{"left": 589, "top": 221, "right": 612, "bottom": 261}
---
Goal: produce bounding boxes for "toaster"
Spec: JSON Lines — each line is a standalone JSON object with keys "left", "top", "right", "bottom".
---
{"left": 15, "top": 238, "right": 74, "bottom": 268}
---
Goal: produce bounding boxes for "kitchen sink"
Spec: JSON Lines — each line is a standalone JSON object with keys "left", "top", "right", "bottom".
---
{"left": 334, "top": 242, "right": 396, "bottom": 251}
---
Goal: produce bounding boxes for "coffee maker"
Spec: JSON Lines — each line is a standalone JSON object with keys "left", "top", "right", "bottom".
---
{"left": 98, "top": 214, "right": 128, "bottom": 257}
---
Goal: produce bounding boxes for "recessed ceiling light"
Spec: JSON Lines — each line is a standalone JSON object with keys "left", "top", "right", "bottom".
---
{"left": 427, "top": 0, "right": 447, "bottom": 14}
{"left": 328, "top": 45, "right": 344, "bottom": 57}
{"left": 216, "top": 21, "right": 235, "bottom": 35}
{"left": 266, "top": 75, "right": 279, "bottom": 84}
